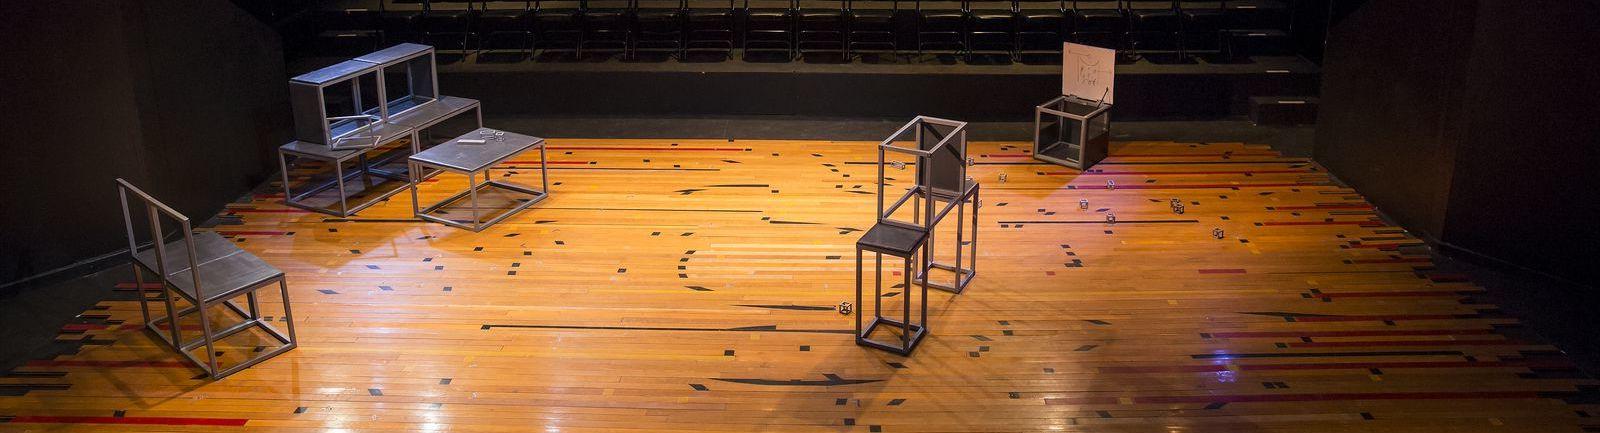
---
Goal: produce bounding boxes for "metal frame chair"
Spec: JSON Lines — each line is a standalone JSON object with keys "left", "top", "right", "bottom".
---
{"left": 533, "top": 0, "right": 585, "bottom": 54}
{"left": 476, "top": 1, "right": 536, "bottom": 56}
{"left": 685, "top": 0, "right": 738, "bottom": 57}
{"left": 1070, "top": 0, "right": 1123, "bottom": 49}
{"left": 117, "top": 179, "right": 297, "bottom": 380}
{"left": 633, "top": 0, "right": 687, "bottom": 57}
{"left": 796, "top": 0, "right": 848, "bottom": 58}
{"left": 580, "top": 0, "right": 634, "bottom": 57}
{"left": 743, "top": 0, "right": 797, "bottom": 59}
{"left": 1016, "top": 0, "right": 1067, "bottom": 59}
{"left": 312, "top": 3, "right": 386, "bottom": 56}
{"left": 1177, "top": 0, "right": 1224, "bottom": 59}
{"left": 916, "top": 0, "right": 966, "bottom": 55}
{"left": 966, "top": 0, "right": 1018, "bottom": 59}
{"left": 1125, "top": 0, "right": 1181, "bottom": 58}
{"left": 420, "top": 1, "right": 477, "bottom": 51}
{"left": 855, "top": 116, "right": 979, "bottom": 355}
{"left": 846, "top": 0, "right": 902, "bottom": 57}
{"left": 1218, "top": 0, "right": 1293, "bottom": 61}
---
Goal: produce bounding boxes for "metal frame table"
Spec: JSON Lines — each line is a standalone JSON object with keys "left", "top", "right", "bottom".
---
{"left": 278, "top": 122, "right": 417, "bottom": 217}
{"left": 409, "top": 127, "right": 549, "bottom": 231}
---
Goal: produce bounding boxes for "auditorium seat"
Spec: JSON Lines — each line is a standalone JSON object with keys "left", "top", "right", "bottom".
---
{"left": 685, "top": 0, "right": 737, "bottom": 57}
{"left": 743, "top": 0, "right": 796, "bottom": 59}
{"left": 1220, "top": 0, "right": 1291, "bottom": 61}
{"left": 917, "top": 0, "right": 966, "bottom": 54}
{"left": 1069, "top": 0, "right": 1122, "bottom": 50}
{"left": 847, "top": 0, "right": 902, "bottom": 57}
{"left": 378, "top": 7, "right": 422, "bottom": 44}
{"left": 581, "top": 0, "right": 632, "bottom": 57}
{"left": 797, "top": 0, "right": 848, "bottom": 58}
{"left": 312, "top": 7, "right": 386, "bottom": 56}
{"left": 967, "top": 0, "right": 1019, "bottom": 59}
{"left": 419, "top": 1, "right": 475, "bottom": 51}
{"left": 1178, "top": 0, "right": 1224, "bottom": 58}
{"left": 1125, "top": 1, "right": 1180, "bottom": 58}
{"left": 1016, "top": 0, "right": 1067, "bottom": 60}
{"left": 478, "top": 1, "right": 535, "bottom": 55}
{"left": 533, "top": 0, "right": 584, "bottom": 54}
{"left": 634, "top": 0, "right": 686, "bottom": 57}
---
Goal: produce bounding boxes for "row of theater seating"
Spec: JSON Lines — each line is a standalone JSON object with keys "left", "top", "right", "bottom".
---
{"left": 309, "top": 0, "right": 1295, "bottom": 61}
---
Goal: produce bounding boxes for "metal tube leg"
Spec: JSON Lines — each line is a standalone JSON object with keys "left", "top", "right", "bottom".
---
{"left": 162, "top": 284, "right": 182, "bottom": 347}
{"left": 279, "top": 279, "right": 298, "bottom": 344}
{"left": 133, "top": 265, "right": 150, "bottom": 325}
{"left": 855, "top": 248, "right": 863, "bottom": 338}
{"left": 409, "top": 161, "right": 422, "bottom": 216}
{"left": 196, "top": 299, "right": 219, "bottom": 376}
{"left": 468, "top": 170, "right": 480, "bottom": 229}
{"left": 913, "top": 194, "right": 920, "bottom": 224}
{"left": 954, "top": 191, "right": 965, "bottom": 289}
{"left": 279, "top": 151, "right": 294, "bottom": 207}
{"left": 970, "top": 187, "right": 979, "bottom": 275}
{"left": 920, "top": 243, "right": 929, "bottom": 330}
{"left": 246, "top": 291, "right": 261, "bottom": 319}
{"left": 335, "top": 159, "right": 349, "bottom": 216}
{"left": 874, "top": 253, "right": 882, "bottom": 319}
{"left": 540, "top": 145, "right": 549, "bottom": 193}
{"left": 902, "top": 255, "right": 911, "bottom": 349}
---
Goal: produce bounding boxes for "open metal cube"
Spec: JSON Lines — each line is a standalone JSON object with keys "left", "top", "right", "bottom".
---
{"left": 289, "top": 59, "right": 385, "bottom": 147}
{"left": 855, "top": 116, "right": 980, "bottom": 355}
{"left": 353, "top": 43, "right": 440, "bottom": 120}
{"left": 1033, "top": 95, "right": 1112, "bottom": 170}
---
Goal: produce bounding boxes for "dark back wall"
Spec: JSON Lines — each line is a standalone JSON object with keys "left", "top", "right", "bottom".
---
{"left": 1316, "top": 0, "right": 1600, "bottom": 284}
{"left": 1444, "top": 1, "right": 1600, "bottom": 284}
{"left": 0, "top": 1, "right": 290, "bottom": 287}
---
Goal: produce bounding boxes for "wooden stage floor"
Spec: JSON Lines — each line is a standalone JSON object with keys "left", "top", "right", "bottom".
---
{"left": 2, "top": 139, "right": 1594, "bottom": 432}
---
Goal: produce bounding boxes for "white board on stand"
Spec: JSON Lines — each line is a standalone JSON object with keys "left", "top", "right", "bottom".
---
{"left": 1062, "top": 42, "right": 1116, "bottom": 105}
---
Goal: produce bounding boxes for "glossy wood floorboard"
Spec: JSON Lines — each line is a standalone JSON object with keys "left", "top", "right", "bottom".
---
{"left": 2, "top": 139, "right": 1594, "bottom": 432}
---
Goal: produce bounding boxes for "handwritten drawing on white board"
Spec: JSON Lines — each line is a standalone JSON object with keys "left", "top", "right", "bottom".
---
{"left": 1062, "top": 42, "right": 1116, "bottom": 105}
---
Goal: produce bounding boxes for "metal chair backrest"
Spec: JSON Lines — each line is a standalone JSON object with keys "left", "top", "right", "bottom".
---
{"left": 116, "top": 178, "right": 203, "bottom": 299}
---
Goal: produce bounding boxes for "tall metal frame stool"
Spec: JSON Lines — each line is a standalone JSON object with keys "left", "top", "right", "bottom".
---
{"left": 117, "top": 179, "right": 298, "bottom": 380}
{"left": 855, "top": 116, "right": 974, "bottom": 355}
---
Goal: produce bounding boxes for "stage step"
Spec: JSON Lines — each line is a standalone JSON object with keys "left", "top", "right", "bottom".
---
{"left": 1249, "top": 96, "right": 1319, "bottom": 125}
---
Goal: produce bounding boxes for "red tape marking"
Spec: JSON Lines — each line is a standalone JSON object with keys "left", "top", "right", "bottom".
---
{"left": 1056, "top": 170, "right": 1310, "bottom": 176}
{"left": 548, "top": 146, "right": 744, "bottom": 151}
{"left": 503, "top": 160, "right": 594, "bottom": 165}
{"left": 7, "top": 416, "right": 247, "bottom": 426}
{"left": 1289, "top": 340, "right": 1530, "bottom": 348}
